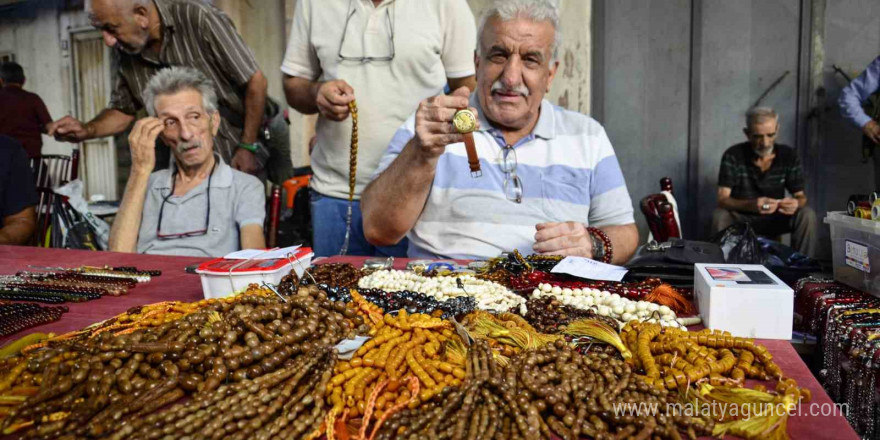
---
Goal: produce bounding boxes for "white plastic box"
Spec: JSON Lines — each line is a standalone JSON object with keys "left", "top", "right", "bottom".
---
{"left": 825, "top": 211, "right": 880, "bottom": 297}
{"left": 195, "top": 248, "right": 313, "bottom": 299}
{"left": 694, "top": 263, "right": 793, "bottom": 340}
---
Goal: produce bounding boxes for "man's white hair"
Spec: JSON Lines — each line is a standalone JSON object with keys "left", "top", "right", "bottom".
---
{"left": 745, "top": 106, "right": 779, "bottom": 127}
{"left": 85, "top": 0, "right": 151, "bottom": 14}
{"left": 143, "top": 67, "right": 219, "bottom": 117}
{"left": 476, "top": 0, "right": 561, "bottom": 61}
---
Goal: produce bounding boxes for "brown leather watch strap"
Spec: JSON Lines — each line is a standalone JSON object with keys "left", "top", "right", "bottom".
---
{"left": 463, "top": 133, "right": 481, "bottom": 177}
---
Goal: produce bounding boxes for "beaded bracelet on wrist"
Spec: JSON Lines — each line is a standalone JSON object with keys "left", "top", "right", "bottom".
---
{"left": 587, "top": 226, "right": 613, "bottom": 264}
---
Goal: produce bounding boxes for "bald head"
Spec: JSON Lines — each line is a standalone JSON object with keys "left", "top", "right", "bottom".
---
{"left": 88, "top": 0, "right": 155, "bottom": 55}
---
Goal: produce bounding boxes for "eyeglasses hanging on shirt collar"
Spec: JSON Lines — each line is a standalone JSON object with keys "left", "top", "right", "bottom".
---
{"left": 156, "top": 160, "right": 217, "bottom": 240}
{"left": 500, "top": 145, "right": 523, "bottom": 204}
{"left": 338, "top": 0, "right": 395, "bottom": 63}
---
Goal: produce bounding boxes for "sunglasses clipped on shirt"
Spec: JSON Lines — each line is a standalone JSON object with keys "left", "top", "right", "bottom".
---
{"left": 156, "top": 161, "right": 217, "bottom": 240}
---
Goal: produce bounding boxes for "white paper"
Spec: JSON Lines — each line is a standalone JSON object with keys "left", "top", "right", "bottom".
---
{"left": 550, "top": 256, "right": 628, "bottom": 282}
{"left": 224, "top": 245, "right": 302, "bottom": 260}
{"left": 335, "top": 336, "right": 370, "bottom": 360}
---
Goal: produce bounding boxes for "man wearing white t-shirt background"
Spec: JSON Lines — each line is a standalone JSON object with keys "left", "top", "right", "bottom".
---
{"left": 281, "top": 0, "right": 477, "bottom": 257}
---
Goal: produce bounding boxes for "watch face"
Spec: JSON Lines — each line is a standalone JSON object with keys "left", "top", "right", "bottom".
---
{"left": 453, "top": 109, "right": 477, "bottom": 134}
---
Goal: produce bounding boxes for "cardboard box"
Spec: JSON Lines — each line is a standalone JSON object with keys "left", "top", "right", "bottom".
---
{"left": 694, "top": 263, "right": 793, "bottom": 340}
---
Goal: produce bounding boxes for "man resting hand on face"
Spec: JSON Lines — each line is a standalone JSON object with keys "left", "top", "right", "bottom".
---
{"left": 109, "top": 67, "right": 266, "bottom": 257}
{"left": 361, "top": 0, "right": 639, "bottom": 263}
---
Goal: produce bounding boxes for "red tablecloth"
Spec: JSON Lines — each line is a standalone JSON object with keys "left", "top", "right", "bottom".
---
{"left": 0, "top": 246, "right": 207, "bottom": 345}
{"left": 0, "top": 248, "right": 859, "bottom": 439}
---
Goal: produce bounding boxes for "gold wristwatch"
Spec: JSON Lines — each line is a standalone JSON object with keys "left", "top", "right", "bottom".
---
{"left": 453, "top": 109, "right": 481, "bottom": 178}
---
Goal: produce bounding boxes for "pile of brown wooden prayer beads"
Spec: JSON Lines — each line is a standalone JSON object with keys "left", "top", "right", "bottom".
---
{"left": 519, "top": 296, "right": 618, "bottom": 333}
{"left": 376, "top": 339, "right": 714, "bottom": 440}
{"left": 0, "top": 290, "right": 366, "bottom": 439}
{"left": 109, "top": 346, "right": 336, "bottom": 440}
{"left": 0, "top": 302, "right": 67, "bottom": 337}
{"left": 283, "top": 263, "right": 363, "bottom": 290}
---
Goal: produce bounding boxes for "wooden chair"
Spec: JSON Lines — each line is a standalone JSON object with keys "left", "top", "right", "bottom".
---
{"left": 639, "top": 177, "right": 682, "bottom": 243}
{"left": 29, "top": 149, "right": 79, "bottom": 247}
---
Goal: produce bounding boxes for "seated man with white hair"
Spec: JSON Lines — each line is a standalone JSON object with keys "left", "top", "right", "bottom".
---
{"left": 361, "top": 0, "right": 639, "bottom": 263}
{"left": 109, "top": 66, "right": 266, "bottom": 257}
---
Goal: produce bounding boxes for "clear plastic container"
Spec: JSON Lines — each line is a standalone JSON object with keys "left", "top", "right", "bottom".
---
{"left": 825, "top": 212, "right": 880, "bottom": 296}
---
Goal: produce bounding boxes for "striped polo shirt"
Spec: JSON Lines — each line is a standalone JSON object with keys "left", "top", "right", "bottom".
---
{"left": 108, "top": 0, "right": 263, "bottom": 163}
{"left": 373, "top": 94, "right": 635, "bottom": 260}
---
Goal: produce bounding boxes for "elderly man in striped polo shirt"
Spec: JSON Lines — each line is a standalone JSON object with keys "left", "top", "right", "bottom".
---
{"left": 362, "top": 0, "right": 639, "bottom": 262}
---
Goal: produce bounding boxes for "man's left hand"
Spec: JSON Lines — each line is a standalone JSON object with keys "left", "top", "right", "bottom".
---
{"left": 778, "top": 197, "right": 799, "bottom": 215}
{"left": 232, "top": 148, "right": 260, "bottom": 175}
{"left": 533, "top": 222, "right": 594, "bottom": 258}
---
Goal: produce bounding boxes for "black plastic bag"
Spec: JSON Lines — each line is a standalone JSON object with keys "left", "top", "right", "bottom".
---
{"left": 711, "top": 223, "right": 768, "bottom": 265}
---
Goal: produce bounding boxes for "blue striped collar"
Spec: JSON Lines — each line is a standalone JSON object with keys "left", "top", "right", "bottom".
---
{"left": 471, "top": 93, "right": 556, "bottom": 142}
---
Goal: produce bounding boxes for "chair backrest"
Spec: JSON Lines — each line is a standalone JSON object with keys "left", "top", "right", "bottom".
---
{"left": 639, "top": 177, "right": 682, "bottom": 243}
{"left": 29, "top": 149, "right": 79, "bottom": 247}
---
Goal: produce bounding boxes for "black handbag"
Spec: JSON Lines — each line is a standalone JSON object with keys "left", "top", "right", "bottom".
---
{"left": 624, "top": 238, "right": 725, "bottom": 288}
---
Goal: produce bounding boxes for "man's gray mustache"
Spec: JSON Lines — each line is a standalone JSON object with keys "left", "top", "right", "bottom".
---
{"left": 176, "top": 141, "right": 201, "bottom": 154}
{"left": 491, "top": 81, "right": 529, "bottom": 97}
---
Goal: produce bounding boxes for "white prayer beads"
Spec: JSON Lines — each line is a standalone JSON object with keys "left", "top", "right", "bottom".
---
{"left": 532, "top": 283, "right": 685, "bottom": 329}
{"left": 357, "top": 270, "right": 526, "bottom": 314}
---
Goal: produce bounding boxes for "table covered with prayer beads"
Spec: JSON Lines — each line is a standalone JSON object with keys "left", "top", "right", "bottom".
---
{"left": 0, "top": 246, "right": 859, "bottom": 439}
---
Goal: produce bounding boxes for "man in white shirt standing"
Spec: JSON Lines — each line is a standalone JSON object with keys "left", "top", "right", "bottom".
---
{"left": 281, "top": 0, "right": 477, "bottom": 257}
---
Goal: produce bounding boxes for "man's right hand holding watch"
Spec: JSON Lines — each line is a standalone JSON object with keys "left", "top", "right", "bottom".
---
{"left": 411, "top": 87, "right": 478, "bottom": 165}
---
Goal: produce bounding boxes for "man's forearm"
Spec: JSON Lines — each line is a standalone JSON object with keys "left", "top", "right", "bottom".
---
{"left": 0, "top": 207, "right": 36, "bottom": 245}
{"left": 282, "top": 75, "right": 320, "bottom": 115}
{"left": 600, "top": 224, "right": 639, "bottom": 265}
{"left": 362, "top": 140, "right": 436, "bottom": 246}
{"left": 87, "top": 109, "right": 137, "bottom": 139}
{"left": 241, "top": 71, "right": 268, "bottom": 144}
{"left": 108, "top": 170, "right": 151, "bottom": 253}
{"left": 719, "top": 197, "right": 758, "bottom": 213}
{"left": 448, "top": 75, "right": 476, "bottom": 94}
{"left": 240, "top": 224, "right": 266, "bottom": 250}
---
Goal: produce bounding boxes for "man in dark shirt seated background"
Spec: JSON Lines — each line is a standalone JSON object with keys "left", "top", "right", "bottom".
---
{"left": 0, "top": 135, "right": 38, "bottom": 245}
{"left": 712, "top": 107, "right": 818, "bottom": 257}
{"left": 0, "top": 62, "right": 53, "bottom": 159}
